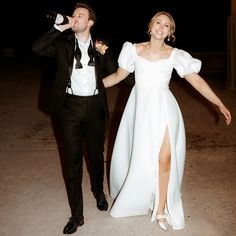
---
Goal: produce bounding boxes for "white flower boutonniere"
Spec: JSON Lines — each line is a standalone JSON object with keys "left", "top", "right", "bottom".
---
{"left": 95, "top": 40, "right": 108, "bottom": 55}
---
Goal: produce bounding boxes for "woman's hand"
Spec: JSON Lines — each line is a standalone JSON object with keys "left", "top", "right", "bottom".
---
{"left": 219, "top": 104, "right": 231, "bottom": 125}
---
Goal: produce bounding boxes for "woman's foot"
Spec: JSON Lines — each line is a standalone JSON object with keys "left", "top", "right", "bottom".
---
{"left": 156, "top": 214, "right": 168, "bottom": 231}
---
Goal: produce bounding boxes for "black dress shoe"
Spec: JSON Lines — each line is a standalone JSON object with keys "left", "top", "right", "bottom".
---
{"left": 94, "top": 191, "right": 108, "bottom": 211}
{"left": 63, "top": 216, "right": 84, "bottom": 234}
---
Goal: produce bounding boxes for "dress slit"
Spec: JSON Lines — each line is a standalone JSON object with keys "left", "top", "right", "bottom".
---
{"left": 151, "top": 125, "right": 171, "bottom": 221}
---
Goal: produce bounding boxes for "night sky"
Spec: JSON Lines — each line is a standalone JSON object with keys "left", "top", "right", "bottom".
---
{"left": 0, "top": 0, "right": 231, "bottom": 58}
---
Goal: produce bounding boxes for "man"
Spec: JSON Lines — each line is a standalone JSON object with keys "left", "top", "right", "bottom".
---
{"left": 32, "top": 2, "right": 117, "bottom": 234}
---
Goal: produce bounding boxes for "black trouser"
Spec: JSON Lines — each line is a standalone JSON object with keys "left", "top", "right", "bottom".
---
{"left": 61, "top": 94, "right": 106, "bottom": 219}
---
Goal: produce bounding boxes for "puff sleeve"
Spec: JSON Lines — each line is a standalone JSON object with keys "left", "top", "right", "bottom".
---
{"left": 118, "top": 41, "right": 135, "bottom": 73}
{"left": 173, "top": 48, "right": 202, "bottom": 78}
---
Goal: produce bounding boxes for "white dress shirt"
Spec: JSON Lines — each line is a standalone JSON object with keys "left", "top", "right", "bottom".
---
{"left": 67, "top": 36, "right": 98, "bottom": 96}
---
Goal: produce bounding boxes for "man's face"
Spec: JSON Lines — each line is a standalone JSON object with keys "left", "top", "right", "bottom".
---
{"left": 71, "top": 7, "right": 93, "bottom": 33}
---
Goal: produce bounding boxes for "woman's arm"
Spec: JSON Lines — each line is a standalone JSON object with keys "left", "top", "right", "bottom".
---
{"left": 103, "top": 67, "right": 130, "bottom": 88}
{"left": 184, "top": 72, "right": 231, "bottom": 125}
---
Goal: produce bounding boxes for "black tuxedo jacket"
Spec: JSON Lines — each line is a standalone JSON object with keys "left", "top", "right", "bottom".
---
{"left": 32, "top": 27, "right": 118, "bottom": 117}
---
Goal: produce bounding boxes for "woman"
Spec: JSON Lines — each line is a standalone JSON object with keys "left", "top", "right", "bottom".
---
{"left": 103, "top": 11, "right": 231, "bottom": 230}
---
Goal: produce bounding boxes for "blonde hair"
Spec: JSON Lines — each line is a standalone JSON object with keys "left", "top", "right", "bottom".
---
{"left": 147, "top": 11, "right": 176, "bottom": 42}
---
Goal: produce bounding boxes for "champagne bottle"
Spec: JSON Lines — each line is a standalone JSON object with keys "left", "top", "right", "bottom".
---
{"left": 46, "top": 11, "right": 69, "bottom": 25}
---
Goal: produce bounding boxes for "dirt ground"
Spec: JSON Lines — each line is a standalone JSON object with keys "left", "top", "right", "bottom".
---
{"left": 0, "top": 57, "right": 235, "bottom": 236}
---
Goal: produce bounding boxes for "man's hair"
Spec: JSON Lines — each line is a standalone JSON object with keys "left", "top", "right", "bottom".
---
{"left": 74, "top": 2, "right": 97, "bottom": 25}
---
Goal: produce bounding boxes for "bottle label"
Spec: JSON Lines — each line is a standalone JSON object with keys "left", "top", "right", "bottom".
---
{"left": 55, "top": 14, "right": 64, "bottom": 25}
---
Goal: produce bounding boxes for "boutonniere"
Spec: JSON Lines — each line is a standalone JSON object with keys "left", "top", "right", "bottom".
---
{"left": 95, "top": 40, "right": 108, "bottom": 55}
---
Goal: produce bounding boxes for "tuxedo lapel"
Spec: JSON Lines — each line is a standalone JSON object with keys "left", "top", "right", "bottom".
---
{"left": 91, "top": 38, "right": 100, "bottom": 90}
{"left": 66, "top": 35, "right": 76, "bottom": 77}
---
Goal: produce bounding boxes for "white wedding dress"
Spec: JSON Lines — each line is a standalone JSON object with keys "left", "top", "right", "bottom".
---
{"left": 109, "top": 42, "right": 201, "bottom": 230}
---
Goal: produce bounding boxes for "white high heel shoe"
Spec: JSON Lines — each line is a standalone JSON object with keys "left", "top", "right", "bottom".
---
{"left": 156, "top": 214, "right": 168, "bottom": 231}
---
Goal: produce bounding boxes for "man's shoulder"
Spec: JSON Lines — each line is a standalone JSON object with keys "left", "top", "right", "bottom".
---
{"left": 93, "top": 37, "right": 110, "bottom": 45}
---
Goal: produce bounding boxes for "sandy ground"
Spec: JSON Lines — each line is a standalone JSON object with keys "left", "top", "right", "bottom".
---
{"left": 0, "top": 57, "right": 235, "bottom": 236}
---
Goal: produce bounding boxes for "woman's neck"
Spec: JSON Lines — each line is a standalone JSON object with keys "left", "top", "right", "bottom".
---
{"left": 146, "top": 40, "right": 167, "bottom": 53}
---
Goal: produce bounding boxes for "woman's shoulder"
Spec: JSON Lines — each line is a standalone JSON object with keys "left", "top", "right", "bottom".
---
{"left": 172, "top": 47, "right": 202, "bottom": 77}
{"left": 121, "top": 41, "right": 134, "bottom": 48}
{"left": 134, "top": 42, "right": 149, "bottom": 54}
{"left": 120, "top": 41, "right": 136, "bottom": 54}
{"left": 172, "top": 47, "right": 191, "bottom": 57}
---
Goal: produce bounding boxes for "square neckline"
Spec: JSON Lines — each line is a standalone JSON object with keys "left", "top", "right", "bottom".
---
{"left": 134, "top": 44, "right": 176, "bottom": 63}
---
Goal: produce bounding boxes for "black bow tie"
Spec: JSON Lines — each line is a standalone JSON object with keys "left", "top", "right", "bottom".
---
{"left": 75, "top": 40, "right": 82, "bottom": 69}
{"left": 87, "top": 41, "right": 95, "bottom": 67}
{"left": 74, "top": 40, "right": 95, "bottom": 69}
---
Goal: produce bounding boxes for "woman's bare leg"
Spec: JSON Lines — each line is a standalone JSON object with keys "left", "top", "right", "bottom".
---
{"left": 157, "top": 128, "right": 171, "bottom": 216}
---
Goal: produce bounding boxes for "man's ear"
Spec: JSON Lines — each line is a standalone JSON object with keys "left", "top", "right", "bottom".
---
{"left": 89, "top": 19, "right": 94, "bottom": 27}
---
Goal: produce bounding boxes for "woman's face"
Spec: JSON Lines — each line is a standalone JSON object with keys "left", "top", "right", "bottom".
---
{"left": 150, "top": 14, "right": 171, "bottom": 40}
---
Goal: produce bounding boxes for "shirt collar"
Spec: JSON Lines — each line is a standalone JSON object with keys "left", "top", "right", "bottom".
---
{"left": 76, "top": 35, "right": 92, "bottom": 48}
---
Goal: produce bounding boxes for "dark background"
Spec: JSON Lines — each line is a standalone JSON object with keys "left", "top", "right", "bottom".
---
{"left": 0, "top": 0, "right": 231, "bottom": 58}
